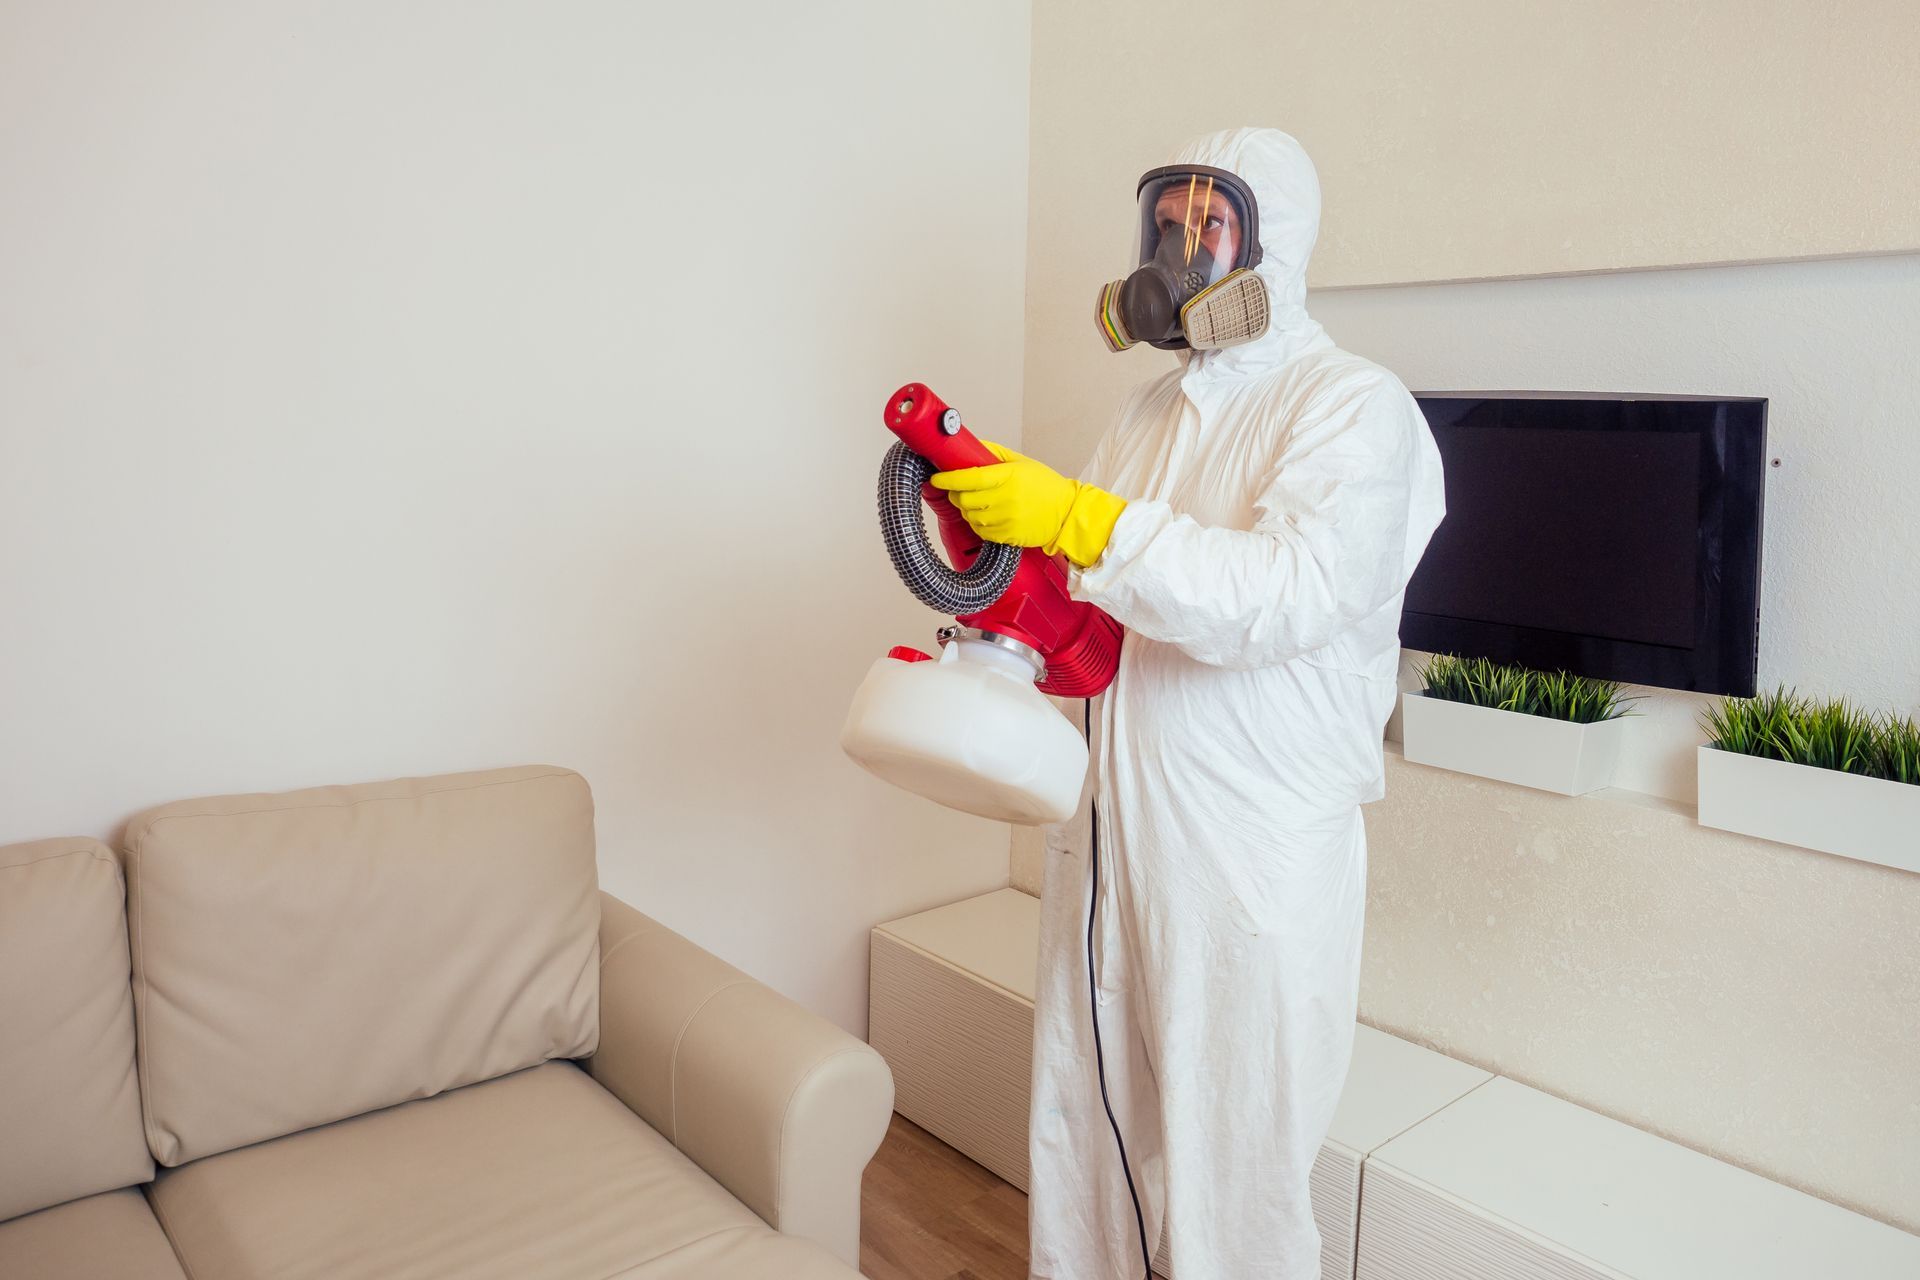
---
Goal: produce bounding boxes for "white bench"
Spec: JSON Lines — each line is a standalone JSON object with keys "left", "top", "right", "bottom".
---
{"left": 1359, "top": 1075, "right": 1920, "bottom": 1279}
{"left": 870, "top": 888, "right": 1920, "bottom": 1279}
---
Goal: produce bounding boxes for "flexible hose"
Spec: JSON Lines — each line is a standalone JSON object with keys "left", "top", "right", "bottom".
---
{"left": 878, "top": 440, "right": 1020, "bottom": 615}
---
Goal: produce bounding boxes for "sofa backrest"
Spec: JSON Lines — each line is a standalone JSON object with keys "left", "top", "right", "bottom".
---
{"left": 122, "top": 765, "right": 600, "bottom": 1166}
{"left": 0, "top": 838, "right": 155, "bottom": 1221}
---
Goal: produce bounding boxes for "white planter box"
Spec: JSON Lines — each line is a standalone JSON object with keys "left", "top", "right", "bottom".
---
{"left": 1696, "top": 746, "right": 1920, "bottom": 874}
{"left": 1400, "top": 691, "right": 1629, "bottom": 796}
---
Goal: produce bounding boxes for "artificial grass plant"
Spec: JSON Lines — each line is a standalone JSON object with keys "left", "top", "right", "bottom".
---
{"left": 1416, "top": 654, "right": 1633, "bottom": 724}
{"left": 1700, "top": 687, "right": 1920, "bottom": 786}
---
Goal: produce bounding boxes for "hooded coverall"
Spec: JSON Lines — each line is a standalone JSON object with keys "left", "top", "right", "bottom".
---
{"left": 1026, "top": 127, "right": 1447, "bottom": 1280}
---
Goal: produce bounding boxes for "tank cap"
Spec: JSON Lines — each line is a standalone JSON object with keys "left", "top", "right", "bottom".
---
{"left": 886, "top": 645, "right": 934, "bottom": 663}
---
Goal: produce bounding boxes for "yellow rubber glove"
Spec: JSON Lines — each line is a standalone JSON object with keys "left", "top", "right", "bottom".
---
{"left": 929, "top": 441, "right": 1128, "bottom": 569}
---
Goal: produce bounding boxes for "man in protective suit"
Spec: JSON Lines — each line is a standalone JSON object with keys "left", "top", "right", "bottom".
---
{"left": 931, "top": 127, "right": 1446, "bottom": 1279}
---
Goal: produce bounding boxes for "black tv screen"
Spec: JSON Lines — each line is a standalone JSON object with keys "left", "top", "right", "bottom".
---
{"left": 1402, "top": 393, "right": 1766, "bottom": 697}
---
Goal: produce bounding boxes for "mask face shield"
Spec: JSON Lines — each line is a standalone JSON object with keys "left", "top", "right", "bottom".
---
{"left": 1134, "top": 166, "right": 1260, "bottom": 290}
{"left": 1096, "top": 164, "right": 1268, "bottom": 353}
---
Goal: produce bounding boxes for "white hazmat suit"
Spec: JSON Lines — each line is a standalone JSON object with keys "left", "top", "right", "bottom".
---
{"left": 1027, "top": 128, "right": 1446, "bottom": 1280}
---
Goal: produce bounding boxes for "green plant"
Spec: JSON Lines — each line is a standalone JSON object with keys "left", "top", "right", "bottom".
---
{"left": 1776, "top": 698, "right": 1876, "bottom": 774}
{"left": 1532, "top": 668, "right": 1633, "bottom": 724}
{"left": 1699, "top": 686, "right": 1798, "bottom": 760}
{"left": 1700, "top": 689, "right": 1920, "bottom": 786}
{"left": 1417, "top": 654, "right": 1632, "bottom": 724}
{"left": 1871, "top": 713, "right": 1920, "bottom": 786}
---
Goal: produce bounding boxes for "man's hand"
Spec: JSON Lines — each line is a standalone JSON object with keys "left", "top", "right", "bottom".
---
{"left": 930, "top": 441, "right": 1128, "bottom": 569}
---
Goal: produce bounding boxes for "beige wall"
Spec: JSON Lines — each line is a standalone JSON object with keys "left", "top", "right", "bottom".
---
{"left": 1032, "top": 0, "right": 1920, "bottom": 289}
{"left": 1361, "top": 751, "right": 1919, "bottom": 1234}
{"left": 1013, "top": 741, "right": 1920, "bottom": 1234}
{"left": 0, "top": 0, "right": 1033, "bottom": 1035}
{"left": 1019, "top": 1, "right": 1920, "bottom": 1235}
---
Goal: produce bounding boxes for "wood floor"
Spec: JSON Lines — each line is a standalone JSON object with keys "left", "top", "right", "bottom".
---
{"left": 861, "top": 1113, "right": 1029, "bottom": 1280}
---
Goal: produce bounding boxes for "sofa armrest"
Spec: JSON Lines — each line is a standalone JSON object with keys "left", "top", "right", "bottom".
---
{"left": 586, "top": 892, "right": 894, "bottom": 1267}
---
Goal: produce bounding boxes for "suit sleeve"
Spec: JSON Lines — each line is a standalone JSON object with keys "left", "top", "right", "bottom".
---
{"left": 1073, "top": 377, "right": 1433, "bottom": 671}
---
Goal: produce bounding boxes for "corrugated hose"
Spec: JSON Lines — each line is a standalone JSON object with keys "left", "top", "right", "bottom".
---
{"left": 878, "top": 439, "right": 1020, "bottom": 616}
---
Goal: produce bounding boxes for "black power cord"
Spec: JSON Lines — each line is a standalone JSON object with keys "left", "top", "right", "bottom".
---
{"left": 1084, "top": 697, "right": 1153, "bottom": 1279}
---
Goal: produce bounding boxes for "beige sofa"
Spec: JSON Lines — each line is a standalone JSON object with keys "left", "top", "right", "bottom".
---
{"left": 0, "top": 765, "right": 892, "bottom": 1279}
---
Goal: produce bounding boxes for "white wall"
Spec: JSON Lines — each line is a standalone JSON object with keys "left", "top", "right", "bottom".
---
{"left": 1022, "top": 244, "right": 1920, "bottom": 805}
{"left": 0, "top": 1, "right": 1034, "bottom": 1034}
{"left": 1315, "top": 253, "right": 1920, "bottom": 802}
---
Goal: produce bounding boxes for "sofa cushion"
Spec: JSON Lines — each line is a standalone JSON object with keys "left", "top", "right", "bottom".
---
{"left": 123, "top": 765, "right": 599, "bottom": 1165}
{"left": 0, "top": 1187, "right": 188, "bottom": 1279}
{"left": 0, "top": 838, "right": 153, "bottom": 1222}
{"left": 147, "top": 1060, "right": 857, "bottom": 1280}
{"left": 616, "top": 1230, "right": 862, "bottom": 1277}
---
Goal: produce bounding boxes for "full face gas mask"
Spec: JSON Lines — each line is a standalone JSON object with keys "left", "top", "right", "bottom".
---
{"left": 1095, "top": 164, "right": 1269, "bottom": 353}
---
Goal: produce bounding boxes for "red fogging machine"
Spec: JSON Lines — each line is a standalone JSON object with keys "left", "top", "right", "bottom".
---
{"left": 839, "top": 383, "right": 1124, "bottom": 824}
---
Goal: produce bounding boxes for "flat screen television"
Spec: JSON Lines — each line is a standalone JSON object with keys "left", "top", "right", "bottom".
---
{"left": 1402, "top": 392, "right": 1767, "bottom": 697}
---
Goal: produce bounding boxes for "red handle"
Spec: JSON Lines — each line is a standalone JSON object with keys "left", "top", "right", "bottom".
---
{"left": 883, "top": 383, "right": 998, "bottom": 472}
{"left": 878, "top": 380, "right": 1125, "bottom": 697}
{"left": 884, "top": 381, "right": 996, "bottom": 569}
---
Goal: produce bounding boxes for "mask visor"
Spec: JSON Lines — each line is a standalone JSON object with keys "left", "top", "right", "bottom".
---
{"left": 1133, "top": 165, "right": 1261, "bottom": 281}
